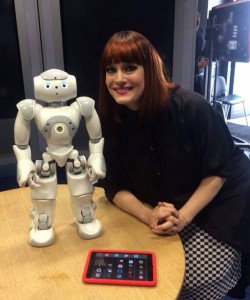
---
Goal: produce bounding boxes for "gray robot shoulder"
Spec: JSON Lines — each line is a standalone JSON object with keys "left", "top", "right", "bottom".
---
{"left": 76, "top": 97, "right": 95, "bottom": 118}
{"left": 16, "top": 99, "right": 36, "bottom": 120}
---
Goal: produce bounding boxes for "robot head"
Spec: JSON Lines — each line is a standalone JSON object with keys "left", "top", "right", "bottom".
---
{"left": 34, "top": 69, "right": 77, "bottom": 103}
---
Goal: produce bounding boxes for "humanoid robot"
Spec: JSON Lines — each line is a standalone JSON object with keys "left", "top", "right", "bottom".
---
{"left": 13, "top": 69, "right": 106, "bottom": 247}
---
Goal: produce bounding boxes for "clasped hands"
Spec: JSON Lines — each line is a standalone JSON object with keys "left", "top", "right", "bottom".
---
{"left": 148, "top": 202, "right": 189, "bottom": 236}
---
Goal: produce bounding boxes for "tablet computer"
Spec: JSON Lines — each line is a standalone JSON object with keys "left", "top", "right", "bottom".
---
{"left": 82, "top": 249, "right": 157, "bottom": 286}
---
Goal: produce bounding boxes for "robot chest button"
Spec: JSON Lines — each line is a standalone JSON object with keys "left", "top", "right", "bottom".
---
{"left": 56, "top": 124, "right": 65, "bottom": 133}
{"left": 42, "top": 116, "right": 77, "bottom": 138}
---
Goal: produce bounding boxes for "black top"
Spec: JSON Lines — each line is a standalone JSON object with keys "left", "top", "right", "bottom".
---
{"left": 99, "top": 88, "right": 250, "bottom": 252}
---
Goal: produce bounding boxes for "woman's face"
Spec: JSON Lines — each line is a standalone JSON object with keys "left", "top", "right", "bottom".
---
{"left": 105, "top": 62, "right": 144, "bottom": 110}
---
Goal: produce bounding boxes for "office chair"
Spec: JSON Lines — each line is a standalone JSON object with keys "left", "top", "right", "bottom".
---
{"left": 214, "top": 76, "right": 248, "bottom": 126}
{"left": 230, "top": 134, "right": 250, "bottom": 160}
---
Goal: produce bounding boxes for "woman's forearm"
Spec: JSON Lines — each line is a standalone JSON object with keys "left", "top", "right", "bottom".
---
{"left": 179, "top": 176, "right": 226, "bottom": 223}
{"left": 113, "top": 190, "right": 151, "bottom": 224}
{"left": 112, "top": 176, "right": 226, "bottom": 233}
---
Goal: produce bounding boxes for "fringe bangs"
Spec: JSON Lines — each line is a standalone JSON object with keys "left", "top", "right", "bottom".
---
{"left": 103, "top": 39, "right": 145, "bottom": 66}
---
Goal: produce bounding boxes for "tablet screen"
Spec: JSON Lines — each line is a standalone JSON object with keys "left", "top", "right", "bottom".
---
{"left": 82, "top": 249, "right": 157, "bottom": 286}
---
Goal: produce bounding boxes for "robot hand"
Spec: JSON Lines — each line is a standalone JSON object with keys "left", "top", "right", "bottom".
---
{"left": 87, "top": 153, "right": 106, "bottom": 183}
{"left": 13, "top": 145, "right": 40, "bottom": 188}
{"left": 87, "top": 138, "right": 106, "bottom": 183}
{"left": 16, "top": 159, "right": 37, "bottom": 187}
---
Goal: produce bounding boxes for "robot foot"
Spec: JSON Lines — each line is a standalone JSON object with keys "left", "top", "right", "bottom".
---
{"left": 29, "top": 226, "right": 55, "bottom": 247}
{"left": 75, "top": 218, "right": 103, "bottom": 239}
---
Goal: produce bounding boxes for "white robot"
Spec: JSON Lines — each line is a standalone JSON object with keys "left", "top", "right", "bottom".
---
{"left": 13, "top": 69, "right": 106, "bottom": 247}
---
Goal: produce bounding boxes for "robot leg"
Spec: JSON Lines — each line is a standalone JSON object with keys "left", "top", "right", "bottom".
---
{"left": 29, "top": 199, "right": 56, "bottom": 247}
{"left": 29, "top": 160, "right": 57, "bottom": 247}
{"left": 70, "top": 194, "right": 102, "bottom": 239}
{"left": 66, "top": 154, "right": 103, "bottom": 239}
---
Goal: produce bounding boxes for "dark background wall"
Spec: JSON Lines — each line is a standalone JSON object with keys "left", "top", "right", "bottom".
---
{"left": 0, "top": 1, "right": 24, "bottom": 119}
{"left": 0, "top": 0, "right": 175, "bottom": 120}
{"left": 60, "top": 0, "right": 175, "bottom": 102}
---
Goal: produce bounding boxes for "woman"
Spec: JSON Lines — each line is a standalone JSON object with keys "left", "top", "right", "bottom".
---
{"left": 97, "top": 30, "right": 250, "bottom": 299}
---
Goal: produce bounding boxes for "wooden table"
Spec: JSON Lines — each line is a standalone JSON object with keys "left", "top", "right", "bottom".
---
{"left": 0, "top": 185, "right": 185, "bottom": 300}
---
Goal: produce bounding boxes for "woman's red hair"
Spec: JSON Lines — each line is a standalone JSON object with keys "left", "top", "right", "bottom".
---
{"left": 98, "top": 31, "right": 177, "bottom": 132}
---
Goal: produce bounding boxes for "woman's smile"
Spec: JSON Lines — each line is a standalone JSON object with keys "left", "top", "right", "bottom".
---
{"left": 114, "top": 86, "right": 133, "bottom": 94}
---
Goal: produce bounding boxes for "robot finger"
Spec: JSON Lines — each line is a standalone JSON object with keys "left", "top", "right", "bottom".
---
{"left": 88, "top": 172, "right": 99, "bottom": 184}
{"left": 28, "top": 173, "right": 41, "bottom": 188}
{"left": 89, "top": 173, "right": 98, "bottom": 183}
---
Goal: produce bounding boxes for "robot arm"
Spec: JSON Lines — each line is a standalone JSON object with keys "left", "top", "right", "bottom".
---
{"left": 13, "top": 100, "right": 36, "bottom": 187}
{"left": 76, "top": 97, "right": 106, "bottom": 182}
{"left": 88, "top": 137, "right": 106, "bottom": 182}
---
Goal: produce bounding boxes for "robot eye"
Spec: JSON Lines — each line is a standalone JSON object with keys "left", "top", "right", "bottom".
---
{"left": 61, "top": 81, "right": 68, "bottom": 88}
{"left": 44, "top": 82, "right": 51, "bottom": 89}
